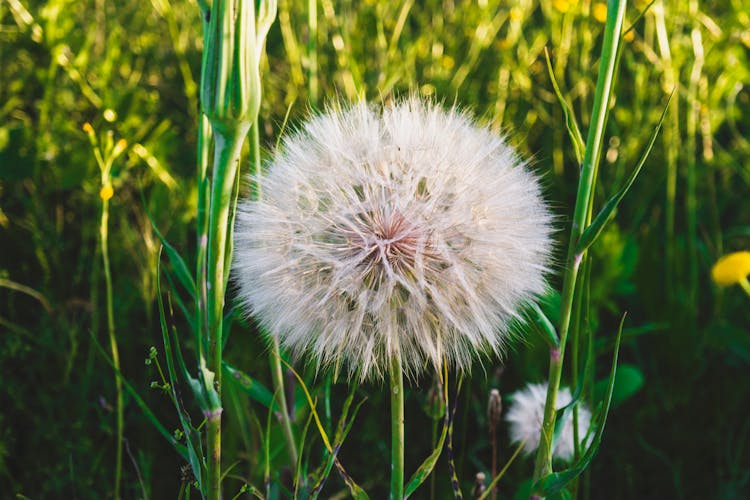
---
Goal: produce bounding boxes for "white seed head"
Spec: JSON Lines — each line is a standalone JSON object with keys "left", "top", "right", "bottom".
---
{"left": 504, "top": 382, "right": 592, "bottom": 461}
{"left": 233, "top": 98, "right": 553, "bottom": 380}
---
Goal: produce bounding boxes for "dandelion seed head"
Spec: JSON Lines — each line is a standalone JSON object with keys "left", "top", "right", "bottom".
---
{"left": 233, "top": 97, "right": 553, "bottom": 380}
{"left": 505, "top": 382, "right": 592, "bottom": 461}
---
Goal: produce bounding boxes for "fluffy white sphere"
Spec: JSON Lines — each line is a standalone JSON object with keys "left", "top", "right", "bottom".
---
{"left": 233, "top": 98, "right": 553, "bottom": 380}
{"left": 505, "top": 382, "right": 592, "bottom": 461}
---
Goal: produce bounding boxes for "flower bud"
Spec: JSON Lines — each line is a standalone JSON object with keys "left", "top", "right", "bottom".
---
{"left": 472, "top": 472, "right": 486, "bottom": 498}
{"left": 487, "top": 388, "right": 502, "bottom": 434}
{"left": 201, "top": 0, "right": 276, "bottom": 134}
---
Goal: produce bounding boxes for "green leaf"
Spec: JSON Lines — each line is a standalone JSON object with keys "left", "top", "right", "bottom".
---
{"left": 544, "top": 47, "right": 585, "bottom": 165}
{"left": 294, "top": 412, "right": 315, "bottom": 497}
{"left": 223, "top": 361, "right": 275, "bottom": 408}
{"left": 529, "top": 301, "right": 560, "bottom": 348}
{"left": 311, "top": 385, "right": 368, "bottom": 497}
{"left": 576, "top": 92, "right": 674, "bottom": 255}
{"left": 405, "top": 368, "right": 449, "bottom": 497}
{"left": 533, "top": 314, "right": 626, "bottom": 495}
{"left": 157, "top": 255, "right": 206, "bottom": 491}
{"left": 142, "top": 189, "right": 197, "bottom": 298}
{"left": 594, "top": 363, "right": 644, "bottom": 407}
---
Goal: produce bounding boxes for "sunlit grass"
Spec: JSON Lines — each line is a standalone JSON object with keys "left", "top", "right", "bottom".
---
{"left": 1, "top": 0, "right": 749, "bottom": 497}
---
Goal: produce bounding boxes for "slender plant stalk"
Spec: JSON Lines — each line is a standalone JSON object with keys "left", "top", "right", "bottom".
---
{"left": 531, "top": 0, "right": 627, "bottom": 490}
{"left": 270, "top": 338, "right": 299, "bottom": 465}
{"left": 686, "top": 4, "right": 704, "bottom": 319}
{"left": 101, "top": 186, "right": 123, "bottom": 500}
{"left": 389, "top": 350, "right": 405, "bottom": 500}
{"left": 653, "top": 1, "right": 678, "bottom": 298}
{"left": 307, "top": 0, "right": 319, "bottom": 105}
{"left": 249, "top": 109, "right": 300, "bottom": 466}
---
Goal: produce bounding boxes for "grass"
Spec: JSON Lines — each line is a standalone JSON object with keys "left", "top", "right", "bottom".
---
{"left": 1, "top": 0, "right": 750, "bottom": 498}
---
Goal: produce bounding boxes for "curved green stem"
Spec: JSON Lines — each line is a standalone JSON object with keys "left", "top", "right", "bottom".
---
{"left": 389, "top": 350, "right": 405, "bottom": 500}
{"left": 532, "top": 0, "right": 627, "bottom": 490}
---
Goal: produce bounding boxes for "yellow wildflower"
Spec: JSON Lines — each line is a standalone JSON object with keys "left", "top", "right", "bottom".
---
{"left": 552, "top": 0, "right": 572, "bottom": 13}
{"left": 593, "top": 2, "right": 607, "bottom": 23}
{"left": 82, "top": 122, "right": 94, "bottom": 134}
{"left": 712, "top": 252, "right": 750, "bottom": 286}
{"left": 100, "top": 185, "right": 114, "bottom": 201}
{"left": 623, "top": 29, "right": 635, "bottom": 42}
{"left": 113, "top": 139, "right": 128, "bottom": 158}
{"left": 509, "top": 7, "right": 522, "bottom": 22}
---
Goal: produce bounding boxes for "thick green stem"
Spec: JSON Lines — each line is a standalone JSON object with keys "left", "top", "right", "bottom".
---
{"left": 389, "top": 351, "right": 405, "bottom": 500}
{"left": 205, "top": 126, "right": 248, "bottom": 500}
{"left": 532, "top": 0, "right": 626, "bottom": 490}
{"left": 101, "top": 195, "right": 123, "bottom": 500}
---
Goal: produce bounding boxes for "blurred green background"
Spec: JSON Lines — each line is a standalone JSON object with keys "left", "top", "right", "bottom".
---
{"left": 1, "top": 0, "right": 749, "bottom": 498}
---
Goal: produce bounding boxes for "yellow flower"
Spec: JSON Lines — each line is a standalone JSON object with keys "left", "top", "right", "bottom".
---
{"left": 593, "top": 2, "right": 607, "bottom": 23}
{"left": 552, "top": 0, "right": 572, "bottom": 13}
{"left": 509, "top": 7, "right": 522, "bottom": 21}
{"left": 100, "top": 185, "right": 114, "bottom": 201}
{"left": 711, "top": 251, "right": 750, "bottom": 286}
{"left": 623, "top": 29, "right": 635, "bottom": 42}
{"left": 113, "top": 139, "right": 128, "bottom": 157}
{"left": 82, "top": 122, "right": 94, "bottom": 134}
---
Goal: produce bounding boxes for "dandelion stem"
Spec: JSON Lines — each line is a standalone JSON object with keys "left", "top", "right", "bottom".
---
{"left": 532, "top": 0, "right": 627, "bottom": 491}
{"left": 389, "top": 350, "right": 405, "bottom": 500}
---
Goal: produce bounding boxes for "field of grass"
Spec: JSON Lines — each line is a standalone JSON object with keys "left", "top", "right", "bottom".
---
{"left": 1, "top": 0, "right": 749, "bottom": 498}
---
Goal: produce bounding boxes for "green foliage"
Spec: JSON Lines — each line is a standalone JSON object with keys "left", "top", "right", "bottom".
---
{"left": 1, "top": 0, "right": 750, "bottom": 497}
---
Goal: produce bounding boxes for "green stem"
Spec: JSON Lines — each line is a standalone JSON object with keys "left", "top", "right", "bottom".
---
{"left": 101, "top": 194, "right": 123, "bottom": 500}
{"left": 205, "top": 126, "right": 248, "bottom": 500}
{"left": 197, "top": 114, "right": 212, "bottom": 353}
{"left": 686, "top": 8, "right": 704, "bottom": 319}
{"left": 532, "top": 0, "right": 627, "bottom": 490}
{"left": 307, "top": 0, "right": 319, "bottom": 105}
{"left": 269, "top": 339, "right": 299, "bottom": 465}
{"left": 389, "top": 350, "right": 405, "bottom": 500}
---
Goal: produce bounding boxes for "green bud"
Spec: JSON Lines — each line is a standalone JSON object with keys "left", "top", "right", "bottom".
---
{"left": 201, "top": 0, "right": 277, "bottom": 134}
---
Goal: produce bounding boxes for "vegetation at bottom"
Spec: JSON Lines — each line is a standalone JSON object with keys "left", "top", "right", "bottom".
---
{"left": 1, "top": 0, "right": 749, "bottom": 498}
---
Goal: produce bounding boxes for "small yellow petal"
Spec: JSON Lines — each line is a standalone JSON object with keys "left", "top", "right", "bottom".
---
{"left": 711, "top": 251, "right": 750, "bottom": 286}
{"left": 113, "top": 139, "right": 128, "bottom": 157}
{"left": 509, "top": 7, "right": 523, "bottom": 22}
{"left": 82, "top": 122, "right": 94, "bottom": 134}
{"left": 623, "top": 29, "right": 635, "bottom": 42}
{"left": 100, "top": 185, "right": 114, "bottom": 201}
{"left": 593, "top": 2, "right": 608, "bottom": 23}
